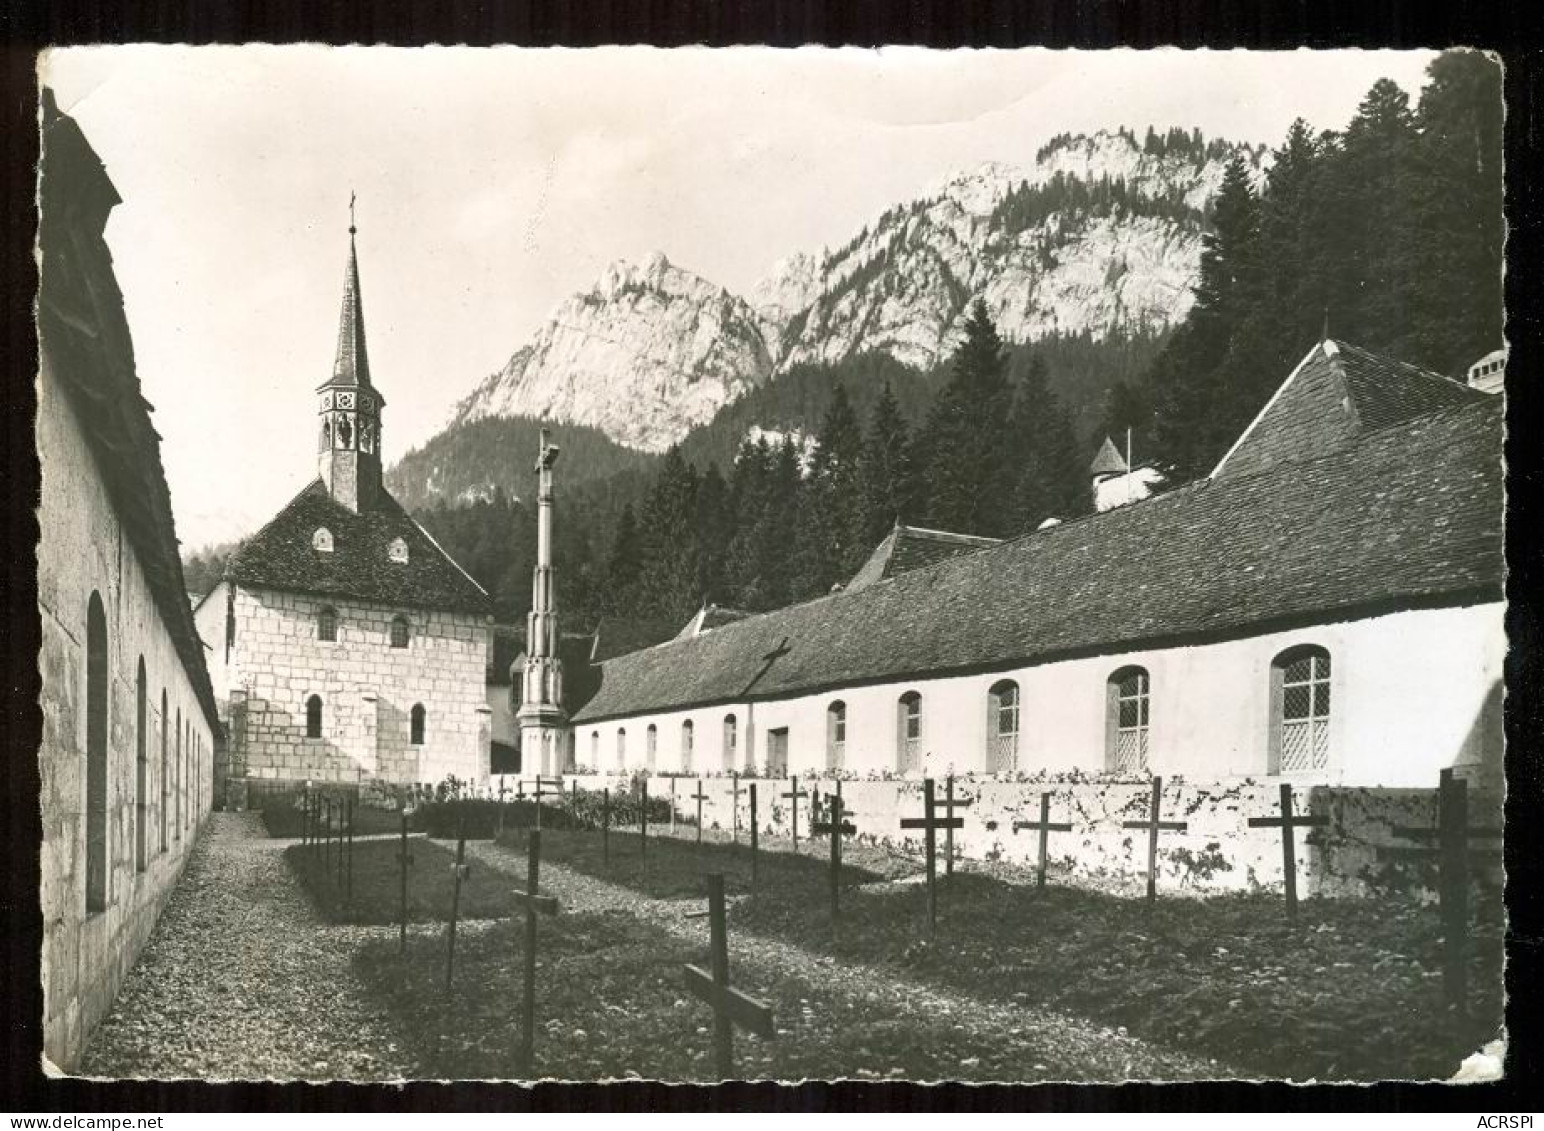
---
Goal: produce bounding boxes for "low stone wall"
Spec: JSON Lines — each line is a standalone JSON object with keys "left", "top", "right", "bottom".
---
{"left": 542, "top": 771, "right": 1502, "bottom": 900}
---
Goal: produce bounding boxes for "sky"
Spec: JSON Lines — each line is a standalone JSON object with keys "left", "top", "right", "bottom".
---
{"left": 40, "top": 46, "right": 1439, "bottom": 551}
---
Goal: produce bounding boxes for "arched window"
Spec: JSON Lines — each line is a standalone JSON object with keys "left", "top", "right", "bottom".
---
{"left": 306, "top": 694, "right": 323, "bottom": 740}
{"left": 988, "top": 680, "right": 1020, "bottom": 774}
{"left": 590, "top": 731, "right": 599, "bottom": 766}
{"left": 897, "top": 691, "right": 922, "bottom": 773}
{"left": 616, "top": 727, "right": 628, "bottom": 769}
{"left": 1106, "top": 667, "right": 1150, "bottom": 773}
{"left": 317, "top": 606, "right": 337, "bottom": 642}
{"left": 85, "top": 592, "right": 108, "bottom": 912}
{"left": 1272, "top": 645, "right": 1332, "bottom": 773}
{"left": 681, "top": 720, "right": 695, "bottom": 772}
{"left": 646, "top": 724, "right": 658, "bottom": 771}
{"left": 389, "top": 615, "right": 411, "bottom": 649}
{"left": 135, "top": 658, "right": 147, "bottom": 872}
{"left": 410, "top": 703, "right": 426, "bottom": 746}
{"left": 826, "top": 701, "right": 847, "bottom": 771}
{"left": 723, "top": 714, "right": 738, "bottom": 772}
{"left": 160, "top": 689, "right": 168, "bottom": 853}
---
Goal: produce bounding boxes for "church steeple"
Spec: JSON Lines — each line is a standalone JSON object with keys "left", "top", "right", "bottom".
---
{"left": 317, "top": 196, "right": 384, "bottom": 513}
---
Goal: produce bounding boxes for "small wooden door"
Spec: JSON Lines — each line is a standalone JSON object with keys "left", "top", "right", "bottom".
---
{"left": 767, "top": 728, "right": 789, "bottom": 776}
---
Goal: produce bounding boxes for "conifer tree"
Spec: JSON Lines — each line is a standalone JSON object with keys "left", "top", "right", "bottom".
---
{"left": 918, "top": 299, "right": 1015, "bottom": 535}
{"left": 636, "top": 446, "right": 700, "bottom": 623}
{"left": 601, "top": 501, "right": 643, "bottom": 616}
{"left": 859, "top": 381, "right": 915, "bottom": 550}
{"left": 693, "top": 462, "right": 730, "bottom": 606}
{"left": 794, "top": 384, "right": 867, "bottom": 594}
{"left": 1008, "top": 353, "right": 1090, "bottom": 530}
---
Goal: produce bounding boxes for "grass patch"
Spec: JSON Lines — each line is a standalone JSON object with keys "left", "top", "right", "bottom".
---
{"left": 260, "top": 803, "right": 405, "bottom": 839}
{"left": 285, "top": 837, "right": 515, "bottom": 924}
{"left": 353, "top": 906, "right": 1125, "bottom": 1082}
{"left": 731, "top": 868, "right": 1504, "bottom": 1082}
{"left": 493, "top": 825, "right": 914, "bottom": 901}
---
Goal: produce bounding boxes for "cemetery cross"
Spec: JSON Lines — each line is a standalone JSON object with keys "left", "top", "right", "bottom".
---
{"left": 397, "top": 805, "right": 414, "bottom": 957}
{"left": 749, "top": 783, "right": 760, "bottom": 892}
{"left": 1012, "top": 791, "right": 1074, "bottom": 888}
{"left": 681, "top": 872, "right": 776, "bottom": 1079}
{"left": 899, "top": 778, "right": 964, "bottom": 936}
{"left": 937, "top": 774, "right": 974, "bottom": 877}
{"left": 1246, "top": 782, "right": 1328, "bottom": 922}
{"left": 444, "top": 809, "right": 472, "bottom": 990}
{"left": 813, "top": 781, "right": 855, "bottom": 923}
{"left": 781, "top": 775, "right": 809, "bottom": 853}
{"left": 345, "top": 795, "right": 354, "bottom": 905}
{"left": 1121, "top": 776, "right": 1188, "bottom": 904}
{"left": 691, "top": 779, "right": 711, "bottom": 847}
{"left": 602, "top": 786, "right": 611, "bottom": 865}
{"left": 730, "top": 772, "right": 744, "bottom": 844}
{"left": 510, "top": 828, "right": 560, "bottom": 1077}
{"left": 1385, "top": 767, "right": 1502, "bottom": 1016}
{"left": 638, "top": 776, "right": 648, "bottom": 858}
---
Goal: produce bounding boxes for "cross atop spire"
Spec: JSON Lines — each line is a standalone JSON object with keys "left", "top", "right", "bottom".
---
{"left": 321, "top": 199, "right": 375, "bottom": 394}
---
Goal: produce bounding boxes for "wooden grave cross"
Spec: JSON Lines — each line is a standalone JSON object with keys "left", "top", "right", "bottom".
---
{"left": 397, "top": 806, "right": 415, "bottom": 956}
{"left": 681, "top": 872, "right": 776, "bottom": 1079}
{"left": 1384, "top": 767, "right": 1501, "bottom": 1015}
{"left": 1247, "top": 782, "right": 1329, "bottom": 922}
{"left": 669, "top": 777, "right": 678, "bottom": 837}
{"left": 601, "top": 786, "right": 611, "bottom": 865}
{"left": 748, "top": 782, "right": 760, "bottom": 892}
{"left": 1121, "top": 776, "right": 1188, "bottom": 904}
{"left": 899, "top": 778, "right": 964, "bottom": 936}
{"left": 812, "top": 781, "right": 855, "bottom": 922}
{"left": 496, "top": 778, "right": 509, "bottom": 837}
{"left": 510, "top": 828, "right": 560, "bottom": 1078}
{"left": 691, "top": 779, "right": 712, "bottom": 847}
{"left": 729, "top": 772, "right": 745, "bottom": 844}
{"left": 532, "top": 776, "right": 564, "bottom": 831}
{"left": 937, "top": 774, "right": 973, "bottom": 877}
{"left": 781, "top": 775, "right": 809, "bottom": 853}
{"left": 334, "top": 798, "right": 346, "bottom": 888}
{"left": 345, "top": 795, "right": 354, "bottom": 905}
{"left": 638, "top": 777, "right": 649, "bottom": 858}
{"left": 1012, "top": 791, "right": 1074, "bottom": 888}
{"left": 444, "top": 814, "right": 472, "bottom": 990}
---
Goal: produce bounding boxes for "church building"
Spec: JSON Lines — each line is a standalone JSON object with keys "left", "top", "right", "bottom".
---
{"left": 196, "top": 215, "right": 493, "bottom": 806}
{"left": 37, "top": 92, "right": 221, "bottom": 1070}
{"left": 569, "top": 337, "right": 1504, "bottom": 788}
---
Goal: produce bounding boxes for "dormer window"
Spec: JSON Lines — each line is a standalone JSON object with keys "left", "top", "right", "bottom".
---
{"left": 313, "top": 527, "right": 334, "bottom": 553}
{"left": 388, "top": 537, "right": 409, "bottom": 564}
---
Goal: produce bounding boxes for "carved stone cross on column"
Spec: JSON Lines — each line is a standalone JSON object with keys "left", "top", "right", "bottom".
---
{"left": 1247, "top": 782, "right": 1328, "bottom": 922}
{"left": 1121, "top": 776, "right": 1188, "bottom": 904}
{"left": 1012, "top": 791, "right": 1074, "bottom": 889}
{"left": 682, "top": 872, "right": 775, "bottom": 1079}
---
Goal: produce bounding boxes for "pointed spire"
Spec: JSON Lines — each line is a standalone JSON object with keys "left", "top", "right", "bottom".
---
{"left": 1089, "top": 436, "right": 1128, "bottom": 477}
{"left": 325, "top": 195, "right": 372, "bottom": 390}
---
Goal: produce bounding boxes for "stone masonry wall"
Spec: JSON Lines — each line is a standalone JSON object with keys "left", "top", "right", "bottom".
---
{"left": 227, "top": 585, "right": 489, "bottom": 790}
{"left": 37, "top": 370, "right": 216, "bottom": 1071}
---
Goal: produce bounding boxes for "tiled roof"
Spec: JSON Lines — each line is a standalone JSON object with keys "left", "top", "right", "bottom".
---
{"left": 845, "top": 524, "right": 1003, "bottom": 592}
{"left": 1215, "top": 339, "right": 1486, "bottom": 480}
{"left": 228, "top": 480, "right": 492, "bottom": 614}
{"left": 591, "top": 617, "right": 683, "bottom": 662}
{"left": 673, "top": 604, "right": 754, "bottom": 640}
{"left": 574, "top": 397, "right": 1502, "bottom": 724}
{"left": 37, "top": 92, "right": 221, "bottom": 734}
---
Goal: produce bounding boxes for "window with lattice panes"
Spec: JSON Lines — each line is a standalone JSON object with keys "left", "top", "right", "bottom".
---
{"left": 989, "top": 680, "right": 1020, "bottom": 773}
{"left": 317, "top": 606, "right": 337, "bottom": 642}
{"left": 897, "top": 691, "right": 922, "bottom": 773}
{"left": 390, "top": 616, "right": 410, "bottom": 649}
{"left": 1274, "top": 647, "right": 1332, "bottom": 773}
{"left": 1108, "top": 668, "right": 1150, "bottom": 773}
{"left": 827, "top": 701, "right": 847, "bottom": 770}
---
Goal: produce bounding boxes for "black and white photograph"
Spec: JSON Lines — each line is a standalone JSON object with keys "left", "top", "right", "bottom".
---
{"left": 33, "top": 44, "right": 1506, "bottom": 1086}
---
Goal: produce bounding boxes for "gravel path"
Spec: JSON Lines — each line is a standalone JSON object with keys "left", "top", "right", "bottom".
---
{"left": 80, "top": 813, "right": 422, "bottom": 1082}
{"left": 460, "top": 839, "right": 1225, "bottom": 1082}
